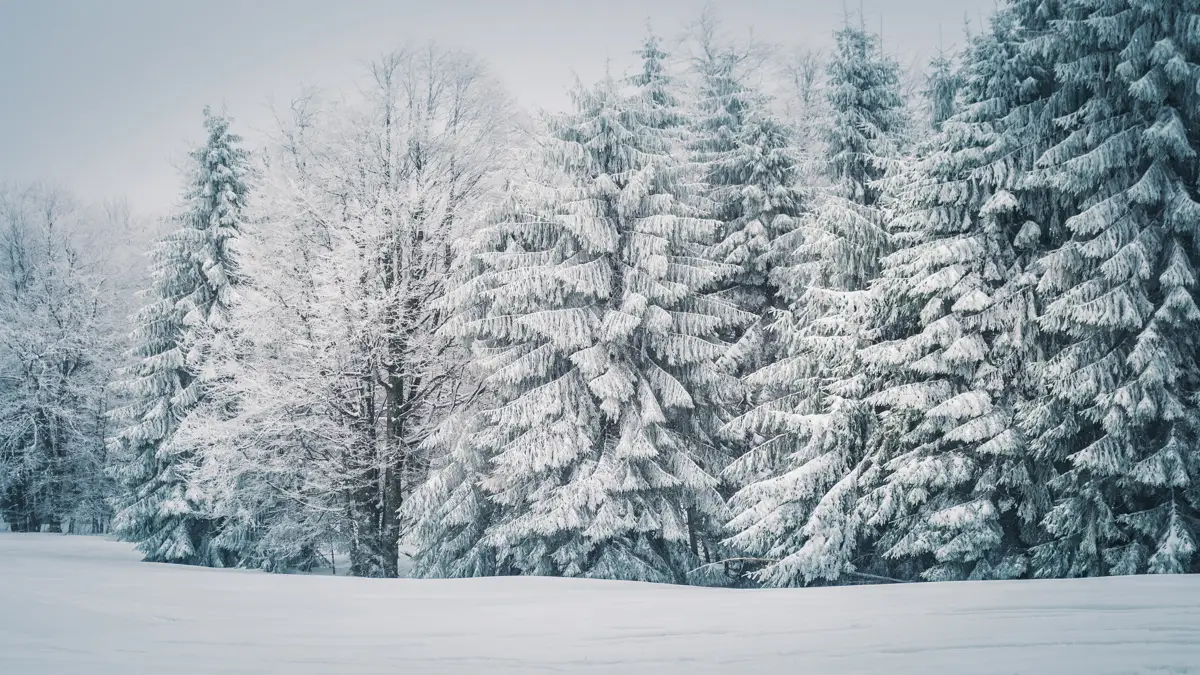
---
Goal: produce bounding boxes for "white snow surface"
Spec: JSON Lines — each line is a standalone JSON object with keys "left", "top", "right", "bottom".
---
{"left": 2, "top": 534, "right": 1199, "bottom": 675}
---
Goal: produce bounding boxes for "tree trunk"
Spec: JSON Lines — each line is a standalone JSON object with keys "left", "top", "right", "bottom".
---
{"left": 379, "top": 372, "right": 405, "bottom": 578}
{"left": 347, "top": 372, "right": 379, "bottom": 577}
{"left": 686, "top": 506, "right": 699, "bottom": 557}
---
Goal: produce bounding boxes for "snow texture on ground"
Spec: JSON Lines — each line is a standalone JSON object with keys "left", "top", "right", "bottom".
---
{"left": 2, "top": 534, "right": 1198, "bottom": 674}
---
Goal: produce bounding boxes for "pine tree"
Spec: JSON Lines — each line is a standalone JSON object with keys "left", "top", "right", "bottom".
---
{"left": 108, "top": 107, "right": 249, "bottom": 565}
{"left": 856, "top": 7, "right": 1060, "bottom": 582}
{"left": 706, "top": 112, "right": 809, "bottom": 388}
{"left": 1028, "top": 0, "right": 1200, "bottom": 577}
{"left": 721, "top": 18, "right": 904, "bottom": 586}
{"left": 402, "top": 409, "right": 498, "bottom": 577}
{"left": 923, "top": 49, "right": 961, "bottom": 131}
{"left": 822, "top": 18, "right": 908, "bottom": 206}
{"left": 632, "top": 30, "right": 756, "bottom": 579}
{"left": 689, "top": 38, "right": 758, "bottom": 310}
{"left": 684, "top": 29, "right": 810, "bottom": 583}
{"left": 630, "top": 28, "right": 676, "bottom": 110}
{"left": 401, "top": 176, "right": 549, "bottom": 579}
{"left": 418, "top": 66, "right": 747, "bottom": 582}
{"left": 688, "top": 32, "right": 807, "bottom": 330}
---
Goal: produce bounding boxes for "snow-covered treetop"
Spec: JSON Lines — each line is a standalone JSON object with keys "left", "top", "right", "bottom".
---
{"left": 824, "top": 18, "right": 906, "bottom": 206}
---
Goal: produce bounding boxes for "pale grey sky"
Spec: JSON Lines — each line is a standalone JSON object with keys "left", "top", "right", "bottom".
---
{"left": 0, "top": 0, "right": 994, "bottom": 216}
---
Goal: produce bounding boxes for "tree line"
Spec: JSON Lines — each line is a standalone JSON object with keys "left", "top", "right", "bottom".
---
{"left": 4, "top": 0, "right": 1199, "bottom": 586}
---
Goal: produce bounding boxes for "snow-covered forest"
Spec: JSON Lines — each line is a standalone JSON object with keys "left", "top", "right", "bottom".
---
{"left": 5, "top": 0, "right": 1200, "bottom": 588}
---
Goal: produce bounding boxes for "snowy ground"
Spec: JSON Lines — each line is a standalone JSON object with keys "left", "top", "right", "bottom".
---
{"left": 2, "top": 534, "right": 1199, "bottom": 675}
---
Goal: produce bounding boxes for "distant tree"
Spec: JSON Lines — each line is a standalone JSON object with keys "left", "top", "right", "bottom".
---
{"left": 923, "top": 48, "right": 961, "bottom": 131}
{"left": 0, "top": 186, "right": 120, "bottom": 534}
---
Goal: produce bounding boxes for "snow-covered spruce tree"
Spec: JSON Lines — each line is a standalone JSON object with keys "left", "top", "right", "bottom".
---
{"left": 628, "top": 31, "right": 755, "bottom": 578}
{"left": 688, "top": 28, "right": 757, "bottom": 313}
{"left": 401, "top": 174, "right": 551, "bottom": 579}
{"left": 108, "top": 107, "right": 249, "bottom": 565}
{"left": 423, "top": 71, "right": 746, "bottom": 583}
{"left": 854, "top": 7, "right": 1062, "bottom": 583}
{"left": 721, "top": 17, "right": 904, "bottom": 586}
{"left": 923, "top": 49, "right": 961, "bottom": 131}
{"left": 1027, "top": 0, "right": 1200, "bottom": 577}
{"left": 687, "top": 27, "right": 806, "bottom": 327}
{"left": 821, "top": 18, "right": 908, "bottom": 207}
{"left": 171, "top": 114, "right": 347, "bottom": 573}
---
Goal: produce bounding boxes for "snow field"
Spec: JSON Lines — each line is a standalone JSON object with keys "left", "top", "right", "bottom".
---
{"left": 2, "top": 534, "right": 1199, "bottom": 674}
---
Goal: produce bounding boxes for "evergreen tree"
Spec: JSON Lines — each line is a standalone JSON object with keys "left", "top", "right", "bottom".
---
{"left": 857, "top": 7, "right": 1060, "bottom": 582}
{"left": 419, "top": 67, "right": 747, "bottom": 582}
{"left": 632, "top": 31, "right": 758, "bottom": 578}
{"left": 923, "top": 49, "right": 961, "bottom": 131}
{"left": 402, "top": 409, "right": 498, "bottom": 577}
{"left": 108, "top": 107, "right": 249, "bottom": 565}
{"left": 689, "top": 38, "right": 758, "bottom": 309}
{"left": 822, "top": 19, "right": 908, "bottom": 206}
{"left": 721, "top": 18, "right": 904, "bottom": 586}
{"left": 1028, "top": 0, "right": 1200, "bottom": 577}
{"left": 402, "top": 176, "right": 550, "bottom": 579}
{"left": 706, "top": 111, "right": 809, "bottom": 383}
{"left": 684, "top": 32, "right": 811, "bottom": 584}
{"left": 688, "top": 32, "right": 807, "bottom": 329}
{"left": 630, "top": 28, "right": 676, "bottom": 110}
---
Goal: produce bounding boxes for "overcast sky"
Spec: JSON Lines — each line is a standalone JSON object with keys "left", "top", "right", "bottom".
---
{"left": 0, "top": 0, "right": 995, "bottom": 216}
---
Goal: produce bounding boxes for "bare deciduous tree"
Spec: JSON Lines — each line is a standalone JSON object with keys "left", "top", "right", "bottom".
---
{"left": 0, "top": 185, "right": 127, "bottom": 533}
{"left": 183, "top": 44, "right": 519, "bottom": 576}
